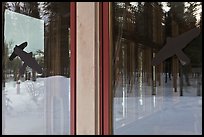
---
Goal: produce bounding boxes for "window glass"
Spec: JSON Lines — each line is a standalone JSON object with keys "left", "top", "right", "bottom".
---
{"left": 111, "top": 2, "right": 202, "bottom": 135}
{"left": 2, "top": 2, "right": 70, "bottom": 135}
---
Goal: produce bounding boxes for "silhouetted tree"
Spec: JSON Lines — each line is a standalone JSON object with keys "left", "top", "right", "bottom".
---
{"left": 184, "top": 2, "right": 199, "bottom": 29}
{"left": 21, "top": 2, "right": 40, "bottom": 19}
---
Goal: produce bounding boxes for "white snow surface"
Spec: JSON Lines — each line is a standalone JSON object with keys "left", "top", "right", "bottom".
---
{"left": 2, "top": 75, "right": 202, "bottom": 135}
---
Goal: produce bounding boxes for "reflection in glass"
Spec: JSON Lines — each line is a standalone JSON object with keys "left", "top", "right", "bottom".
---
{"left": 2, "top": 2, "right": 70, "bottom": 135}
{"left": 111, "top": 2, "right": 202, "bottom": 135}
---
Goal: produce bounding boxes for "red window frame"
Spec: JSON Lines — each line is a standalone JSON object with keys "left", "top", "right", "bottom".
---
{"left": 100, "top": 2, "right": 112, "bottom": 135}
{"left": 70, "top": 2, "right": 76, "bottom": 135}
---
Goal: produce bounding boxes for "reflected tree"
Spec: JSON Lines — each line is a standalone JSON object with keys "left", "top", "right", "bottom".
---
{"left": 21, "top": 2, "right": 40, "bottom": 19}
{"left": 42, "top": 2, "right": 70, "bottom": 77}
{"left": 112, "top": 2, "right": 202, "bottom": 96}
{"left": 183, "top": 2, "right": 201, "bottom": 85}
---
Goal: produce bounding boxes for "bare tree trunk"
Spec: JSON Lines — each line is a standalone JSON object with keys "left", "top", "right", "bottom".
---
{"left": 171, "top": 20, "right": 179, "bottom": 92}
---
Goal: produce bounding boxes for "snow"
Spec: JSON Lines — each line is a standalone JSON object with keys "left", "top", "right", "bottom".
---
{"left": 3, "top": 76, "right": 70, "bottom": 135}
{"left": 113, "top": 74, "right": 202, "bottom": 135}
{"left": 114, "top": 96, "right": 202, "bottom": 135}
{"left": 2, "top": 74, "right": 202, "bottom": 135}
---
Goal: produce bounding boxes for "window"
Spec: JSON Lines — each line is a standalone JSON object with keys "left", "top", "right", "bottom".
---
{"left": 111, "top": 2, "right": 202, "bottom": 135}
{"left": 2, "top": 2, "right": 71, "bottom": 135}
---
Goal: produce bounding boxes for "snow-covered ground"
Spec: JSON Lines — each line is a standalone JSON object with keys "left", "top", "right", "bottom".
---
{"left": 113, "top": 74, "right": 202, "bottom": 135}
{"left": 2, "top": 74, "right": 202, "bottom": 135}
{"left": 2, "top": 76, "right": 70, "bottom": 135}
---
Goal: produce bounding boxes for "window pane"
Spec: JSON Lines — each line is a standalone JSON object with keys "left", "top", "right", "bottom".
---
{"left": 111, "top": 2, "right": 202, "bottom": 135}
{"left": 2, "top": 2, "right": 70, "bottom": 135}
